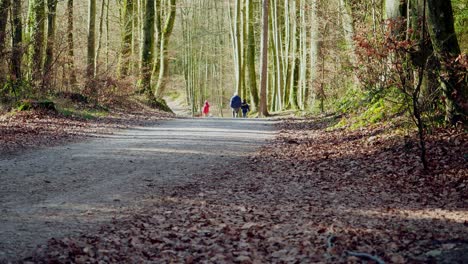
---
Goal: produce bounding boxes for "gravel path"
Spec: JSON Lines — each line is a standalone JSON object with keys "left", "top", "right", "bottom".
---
{"left": 0, "top": 118, "right": 276, "bottom": 261}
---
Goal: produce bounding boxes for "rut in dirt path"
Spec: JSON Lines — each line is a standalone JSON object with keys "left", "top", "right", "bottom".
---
{"left": 0, "top": 118, "right": 276, "bottom": 261}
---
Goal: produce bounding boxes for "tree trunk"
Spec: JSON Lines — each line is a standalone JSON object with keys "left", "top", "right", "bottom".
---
{"left": 44, "top": 0, "right": 58, "bottom": 89}
{"left": 0, "top": 0, "right": 10, "bottom": 84}
{"left": 95, "top": 0, "right": 106, "bottom": 74}
{"left": 118, "top": 0, "right": 134, "bottom": 77}
{"left": 338, "top": 0, "right": 358, "bottom": 82}
{"left": 11, "top": 0, "right": 22, "bottom": 81}
{"left": 86, "top": 0, "right": 97, "bottom": 98}
{"left": 234, "top": 0, "right": 243, "bottom": 95}
{"left": 259, "top": 0, "right": 269, "bottom": 117}
{"left": 154, "top": 0, "right": 177, "bottom": 98}
{"left": 28, "top": 0, "right": 46, "bottom": 87}
{"left": 140, "top": 0, "right": 155, "bottom": 100}
{"left": 246, "top": 0, "right": 259, "bottom": 110}
{"left": 426, "top": 0, "right": 466, "bottom": 124}
{"left": 289, "top": 0, "right": 300, "bottom": 110}
{"left": 66, "top": 0, "right": 76, "bottom": 87}
{"left": 385, "top": 0, "right": 406, "bottom": 19}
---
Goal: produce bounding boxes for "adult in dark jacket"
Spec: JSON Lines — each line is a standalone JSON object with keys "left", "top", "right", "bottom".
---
{"left": 230, "top": 93, "right": 242, "bottom": 118}
{"left": 241, "top": 100, "right": 250, "bottom": 118}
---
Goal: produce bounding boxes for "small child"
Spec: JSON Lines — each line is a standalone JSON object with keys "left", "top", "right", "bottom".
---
{"left": 241, "top": 99, "right": 250, "bottom": 118}
{"left": 202, "top": 100, "right": 210, "bottom": 117}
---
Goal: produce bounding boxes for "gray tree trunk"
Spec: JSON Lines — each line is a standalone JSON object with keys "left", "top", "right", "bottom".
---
{"left": 426, "top": 0, "right": 466, "bottom": 123}
{"left": 259, "top": 0, "right": 269, "bottom": 116}
{"left": 11, "top": 0, "right": 22, "bottom": 81}
{"left": 28, "top": 0, "right": 46, "bottom": 86}
{"left": 44, "top": 0, "right": 58, "bottom": 89}
{"left": 0, "top": 0, "right": 10, "bottom": 83}
{"left": 67, "top": 0, "right": 77, "bottom": 87}
{"left": 86, "top": 0, "right": 97, "bottom": 99}
{"left": 140, "top": 0, "right": 155, "bottom": 100}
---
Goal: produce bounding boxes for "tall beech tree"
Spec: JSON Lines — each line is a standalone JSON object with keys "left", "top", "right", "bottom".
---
{"left": 259, "top": 0, "right": 269, "bottom": 117}
{"left": 246, "top": 0, "right": 259, "bottom": 110}
{"left": 426, "top": 0, "right": 466, "bottom": 123}
{"left": 86, "top": 0, "right": 97, "bottom": 99}
{"left": 11, "top": 0, "right": 23, "bottom": 82}
{"left": 95, "top": 0, "right": 107, "bottom": 74}
{"left": 140, "top": 0, "right": 155, "bottom": 100}
{"left": 153, "top": 0, "right": 177, "bottom": 98}
{"left": 44, "top": 0, "right": 58, "bottom": 88}
{"left": 28, "top": 0, "right": 46, "bottom": 87}
{"left": 118, "top": 0, "right": 134, "bottom": 77}
{"left": 66, "top": 0, "right": 76, "bottom": 87}
{"left": 0, "top": 0, "right": 9, "bottom": 84}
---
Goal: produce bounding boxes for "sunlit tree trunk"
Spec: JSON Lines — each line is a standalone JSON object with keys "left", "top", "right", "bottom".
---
{"left": 338, "top": 0, "right": 358, "bottom": 82}
{"left": 241, "top": 0, "right": 247, "bottom": 101}
{"left": 106, "top": 0, "right": 110, "bottom": 70}
{"left": 308, "top": 0, "right": 318, "bottom": 110}
{"left": 385, "top": 0, "right": 406, "bottom": 19}
{"left": 259, "top": 0, "right": 269, "bottom": 116}
{"left": 44, "top": 0, "right": 58, "bottom": 89}
{"left": 95, "top": 0, "right": 106, "bottom": 74}
{"left": 282, "top": 0, "right": 292, "bottom": 108}
{"left": 271, "top": 0, "right": 283, "bottom": 110}
{"left": 246, "top": 0, "right": 259, "bottom": 110}
{"left": 154, "top": 0, "right": 177, "bottom": 98}
{"left": 234, "top": 0, "right": 242, "bottom": 95}
{"left": 118, "top": 0, "right": 133, "bottom": 77}
{"left": 300, "top": 0, "right": 309, "bottom": 109}
{"left": 28, "top": 0, "right": 46, "bottom": 87}
{"left": 289, "top": 0, "right": 300, "bottom": 110}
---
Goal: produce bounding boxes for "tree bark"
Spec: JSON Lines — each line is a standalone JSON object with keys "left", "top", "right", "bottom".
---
{"left": 95, "top": 0, "right": 106, "bottom": 74}
{"left": 0, "top": 0, "right": 10, "bottom": 83}
{"left": 385, "top": 0, "right": 406, "bottom": 19}
{"left": 118, "top": 0, "right": 134, "bottom": 77}
{"left": 289, "top": 0, "right": 300, "bottom": 110}
{"left": 66, "top": 0, "right": 76, "bottom": 87}
{"left": 246, "top": 0, "right": 259, "bottom": 110}
{"left": 140, "top": 0, "right": 155, "bottom": 100}
{"left": 29, "top": 0, "right": 46, "bottom": 87}
{"left": 44, "top": 0, "right": 58, "bottom": 89}
{"left": 234, "top": 0, "right": 243, "bottom": 96}
{"left": 86, "top": 0, "right": 97, "bottom": 98}
{"left": 259, "top": 0, "right": 269, "bottom": 116}
{"left": 154, "top": 0, "right": 177, "bottom": 98}
{"left": 11, "top": 0, "right": 22, "bottom": 81}
{"left": 426, "top": 0, "right": 466, "bottom": 124}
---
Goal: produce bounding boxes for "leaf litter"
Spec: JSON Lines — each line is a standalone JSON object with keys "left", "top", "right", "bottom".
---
{"left": 0, "top": 101, "right": 173, "bottom": 157}
{"left": 14, "top": 116, "right": 468, "bottom": 263}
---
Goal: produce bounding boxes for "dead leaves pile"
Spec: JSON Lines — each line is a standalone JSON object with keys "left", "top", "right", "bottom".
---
{"left": 0, "top": 103, "right": 173, "bottom": 156}
{"left": 30, "top": 117, "right": 468, "bottom": 263}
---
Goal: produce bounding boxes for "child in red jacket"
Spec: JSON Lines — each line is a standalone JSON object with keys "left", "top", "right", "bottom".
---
{"left": 202, "top": 100, "right": 210, "bottom": 117}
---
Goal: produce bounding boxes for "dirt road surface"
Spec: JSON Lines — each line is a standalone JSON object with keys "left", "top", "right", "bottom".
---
{"left": 0, "top": 118, "right": 276, "bottom": 261}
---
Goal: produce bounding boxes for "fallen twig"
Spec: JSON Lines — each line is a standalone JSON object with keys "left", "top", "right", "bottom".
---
{"left": 345, "top": 250, "right": 385, "bottom": 264}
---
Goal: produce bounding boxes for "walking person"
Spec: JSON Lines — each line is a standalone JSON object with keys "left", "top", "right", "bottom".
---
{"left": 202, "top": 100, "right": 210, "bottom": 117}
{"left": 241, "top": 99, "right": 250, "bottom": 118}
{"left": 230, "top": 92, "right": 242, "bottom": 118}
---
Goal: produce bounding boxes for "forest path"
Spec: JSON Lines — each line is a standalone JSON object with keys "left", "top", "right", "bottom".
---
{"left": 0, "top": 118, "right": 276, "bottom": 261}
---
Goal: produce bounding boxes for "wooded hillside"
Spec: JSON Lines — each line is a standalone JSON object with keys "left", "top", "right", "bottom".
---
{"left": 0, "top": 0, "right": 466, "bottom": 121}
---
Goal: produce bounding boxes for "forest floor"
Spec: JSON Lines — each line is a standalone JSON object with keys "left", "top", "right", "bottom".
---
{"left": 0, "top": 107, "right": 467, "bottom": 263}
